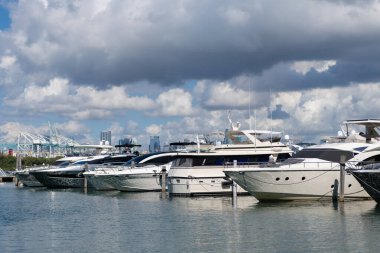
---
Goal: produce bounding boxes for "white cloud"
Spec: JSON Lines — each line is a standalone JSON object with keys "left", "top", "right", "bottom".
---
{"left": 155, "top": 88, "right": 193, "bottom": 116}
{"left": 291, "top": 60, "right": 337, "bottom": 75}
{"left": 0, "top": 56, "right": 17, "bottom": 69}
{"left": 205, "top": 82, "right": 250, "bottom": 109}
{"left": 4, "top": 77, "right": 156, "bottom": 119}
{"left": 55, "top": 120, "right": 90, "bottom": 135}
{"left": 145, "top": 124, "right": 161, "bottom": 135}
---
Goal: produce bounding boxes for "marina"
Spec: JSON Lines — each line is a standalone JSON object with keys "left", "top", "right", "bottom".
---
{"left": 2, "top": 119, "right": 380, "bottom": 252}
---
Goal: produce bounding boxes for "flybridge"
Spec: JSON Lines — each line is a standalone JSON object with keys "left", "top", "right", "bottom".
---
{"left": 343, "top": 119, "right": 380, "bottom": 126}
{"left": 341, "top": 119, "right": 380, "bottom": 143}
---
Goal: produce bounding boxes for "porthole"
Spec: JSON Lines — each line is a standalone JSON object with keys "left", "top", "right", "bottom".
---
{"left": 211, "top": 180, "right": 215, "bottom": 183}
{"left": 199, "top": 180, "right": 203, "bottom": 183}
{"left": 275, "top": 177, "right": 280, "bottom": 181}
{"left": 348, "top": 184, "right": 352, "bottom": 188}
{"left": 331, "top": 185, "right": 334, "bottom": 188}
{"left": 285, "top": 177, "right": 289, "bottom": 181}
{"left": 302, "top": 176, "right": 305, "bottom": 180}
{"left": 176, "top": 179, "right": 180, "bottom": 183}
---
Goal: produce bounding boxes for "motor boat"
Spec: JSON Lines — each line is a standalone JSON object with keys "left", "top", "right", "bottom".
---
{"left": 30, "top": 153, "right": 135, "bottom": 188}
{"left": 15, "top": 156, "right": 87, "bottom": 187}
{"left": 167, "top": 126, "right": 293, "bottom": 196}
{"left": 224, "top": 119, "right": 380, "bottom": 201}
{"left": 83, "top": 152, "right": 179, "bottom": 191}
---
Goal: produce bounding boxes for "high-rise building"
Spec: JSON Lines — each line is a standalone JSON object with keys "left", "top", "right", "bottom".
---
{"left": 100, "top": 130, "right": 112, "bottom": 145}
{"left": 149, "top": 136, "right": 160, "bottom": 153}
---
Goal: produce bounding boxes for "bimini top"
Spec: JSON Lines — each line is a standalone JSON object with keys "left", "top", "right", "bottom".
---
{"left": 343, "top": 119, "right": 380, "bottom": 126}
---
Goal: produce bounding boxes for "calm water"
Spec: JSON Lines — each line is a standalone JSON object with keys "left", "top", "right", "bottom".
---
{"left": 1, "top": 183, "right": 380, "bottom": 253}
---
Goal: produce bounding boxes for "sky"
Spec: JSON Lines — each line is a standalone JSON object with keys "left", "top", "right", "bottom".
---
{"left": 1, "top": 0, "right": 380, "bottom": 150}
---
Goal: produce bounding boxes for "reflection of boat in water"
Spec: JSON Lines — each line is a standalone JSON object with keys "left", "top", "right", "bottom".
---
{"left": 225, "top": 119, "right": 380, "bottom": 201}
{"left": 30, "top": 154, "right": 135, "bottom": 188}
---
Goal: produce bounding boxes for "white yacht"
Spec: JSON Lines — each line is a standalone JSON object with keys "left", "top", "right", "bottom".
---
{"left": 83, "top": 152, "right": 179, "bottom": 191}
{"left": 224, "top": 119, "right": 380, "bottom": 201}
{"left": 167, "top": 128, "right": 293, "bottom": 196}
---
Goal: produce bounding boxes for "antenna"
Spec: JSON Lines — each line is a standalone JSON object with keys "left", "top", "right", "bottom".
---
{"left": 270, "top": 89, "right": 273, "bottom": 144}
{"left": 249, "top": 81, "right": 252, "bottom": 130}
{"left": 254, "top": 110, "right": 257, "bottom": 149}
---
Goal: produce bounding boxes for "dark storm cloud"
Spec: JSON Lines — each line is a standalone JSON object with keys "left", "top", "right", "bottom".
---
{"left": 252, "top": 60, "right": 380, "bottom": 92}
{"left": 3, "top": 0, "right": 380, "bottom": 89}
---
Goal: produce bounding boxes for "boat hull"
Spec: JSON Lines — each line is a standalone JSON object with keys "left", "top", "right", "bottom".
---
{"left": 352, "top": 170, "right": 380, "bottom": 204}
{"left": 225, "top": 167, "right": 370, "bottom": 201}
{"left": 31, "top": 170, "right": 86, "bottom": 188}
{"left": 109, "top": 173, "right": 163, "bottom": 192}
{"left": 168, "top": 166, "right": 247, "bottom": 196}
{"left": 15, "top": 172, "right": 43, "bottom": 187}
{"left": 84, "top": 174, "right": 116, "bottom": 191}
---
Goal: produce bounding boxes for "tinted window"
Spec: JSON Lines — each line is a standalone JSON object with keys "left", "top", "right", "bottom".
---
{"left": 293, "top": 149, "right": 355, "bottom": 163}
{"left": 143, "top": 155, "right": 176, "bottom": 165}
{"left": 277, "top": 153, "right": 292, "bottom": 162}
{"left": 357, "top": 155, "right": 380, "bottom": 166}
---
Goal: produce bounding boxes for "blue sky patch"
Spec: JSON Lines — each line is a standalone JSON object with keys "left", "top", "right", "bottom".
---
{"left": 0, "top": 5, "right": 11, "bottom": 30}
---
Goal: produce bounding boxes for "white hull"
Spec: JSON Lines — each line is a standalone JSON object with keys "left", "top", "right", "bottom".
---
{"left": 89, "top": 165, "right": 168, "bottom": 192}
{"left": 225, "top": 164, "right": 370, "bottom": 201}
{"left": 168, "top": 166, "right": 246, "bottom": 196}
{"left": 111, "top": 174, "right": 163, "bottom": 192}
{"left": 84, "top": 174, "right": 116, "bottom": 191}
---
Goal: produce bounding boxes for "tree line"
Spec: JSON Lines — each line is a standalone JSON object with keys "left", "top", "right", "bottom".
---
{"left": 0, "top": 155, "right": 60, "bottom": 171}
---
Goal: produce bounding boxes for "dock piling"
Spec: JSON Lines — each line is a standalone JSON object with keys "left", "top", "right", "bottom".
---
{"left": 232, "top": 160, "right": 238, "bottom": 206}
{"left": 339, "top": 155, "right": 346, "bottom": 202}
{"left": 84, "top": 163, "right": 88, "bottom": 193}
{"left": 161, "top": 166, "right": 167, "bottom": 193}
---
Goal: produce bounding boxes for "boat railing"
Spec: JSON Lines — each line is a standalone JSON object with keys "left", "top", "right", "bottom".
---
{"left": 224, "top": 160, "right": 340, "bottom": 170}
{"left": 346, "top": 161, "right": 380, "bottom": 171}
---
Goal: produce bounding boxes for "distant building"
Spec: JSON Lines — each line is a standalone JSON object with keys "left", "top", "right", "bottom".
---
{"left": 149, "top": 136, "right": 160, "bottom": 153}
{"left": 100, "top": 131, "right": 112, "bottom": 145}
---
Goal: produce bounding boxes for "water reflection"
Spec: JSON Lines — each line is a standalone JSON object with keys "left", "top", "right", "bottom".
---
{"left": 2, "top": 183, "right": 380, "bottom": 253}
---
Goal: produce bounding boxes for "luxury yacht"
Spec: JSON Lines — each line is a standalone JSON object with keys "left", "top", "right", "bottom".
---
{"left": 30, "top": 154, "right": 135, "bottom": 188}
{"left": 15, "top": 156, "right": 86, "bottom": 187}
{"left": 167, "top": 127, "right": 293, "bottom": 196}
{"left": 350, "top": 165, "right": 380, "bottom": 204}
{"left": 224, "top": 119, "right": 380, "bottom": 201}
{"left": 349, "top": 148, "right": 380, "bottom": 204}
{"left": 83, "top": 152, "right": 180, "bottom": 191}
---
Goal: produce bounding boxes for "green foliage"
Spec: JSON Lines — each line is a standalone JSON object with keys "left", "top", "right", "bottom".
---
{"left": 0, "top": 155, "right": 60, "bottom": 171}
{"left": 0, "top": 155, "right": 16, "bottom": 171}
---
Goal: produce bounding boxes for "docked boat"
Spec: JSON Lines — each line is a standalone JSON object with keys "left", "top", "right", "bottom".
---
{"left": 167, "top": 127, "right": 293, "bottom": 196}
{"left": 15, "top": 156, "right": 86, "bottom": 187}
{"left": 83, "top": 152, "right": 179, "bottom": 191}
{"left": 348, "top": 145, "right": 380, "bottom": 203}
{"left": 30, "top": 154, "right": 135, "bottom": 188}
{"left": 350, "top": 165, "right": 380, "bottom": 204}
{"left": 224, "top": 119, "right": 380, "bottom": 201}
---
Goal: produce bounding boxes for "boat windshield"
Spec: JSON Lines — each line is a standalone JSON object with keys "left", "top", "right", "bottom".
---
{"left": 292, "top": 148, "right": 357, "bottom": 163}
{"left": 225, "top": 131, "right": 253, "bottom": 144}
{"left": 124, "top": 153, "right": 154, "bottom": 166}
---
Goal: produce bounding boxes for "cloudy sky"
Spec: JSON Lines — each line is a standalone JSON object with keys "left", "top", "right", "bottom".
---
{"left": 1, "top": 0, "right": 380, "bottom": 149}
